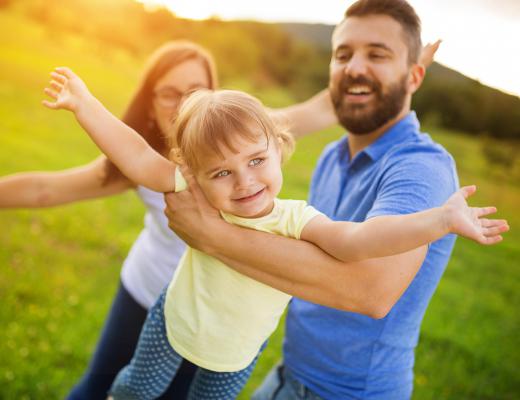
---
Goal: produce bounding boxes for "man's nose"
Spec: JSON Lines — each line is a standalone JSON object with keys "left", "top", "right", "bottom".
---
{"left": 344, "top": 53, "right": 368, "bottom": 77}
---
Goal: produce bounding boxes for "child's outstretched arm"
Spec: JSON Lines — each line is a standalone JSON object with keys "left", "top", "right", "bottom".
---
{"left": 43, "top": 67, "right": 176, "bottom": 193}
{"left": 301, "top": 185, "right": 509, "bottom": 262}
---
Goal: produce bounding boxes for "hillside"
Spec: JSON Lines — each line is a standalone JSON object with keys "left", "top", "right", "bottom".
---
{"left": 279, "top": 22, "right": 520, "bottom": 140}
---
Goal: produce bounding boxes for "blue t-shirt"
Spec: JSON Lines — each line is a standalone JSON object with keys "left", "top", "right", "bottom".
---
{"left": 284, "top": 112, "right": 459, "bottom": 400}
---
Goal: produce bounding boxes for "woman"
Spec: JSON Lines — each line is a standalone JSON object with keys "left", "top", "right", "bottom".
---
{"left": 0, "top": 40, "right": 336, "bottom": 399}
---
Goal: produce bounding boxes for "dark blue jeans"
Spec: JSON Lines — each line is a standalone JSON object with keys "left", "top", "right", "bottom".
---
{"left": 67, "top": 281, "right": 197, "bottom": 400}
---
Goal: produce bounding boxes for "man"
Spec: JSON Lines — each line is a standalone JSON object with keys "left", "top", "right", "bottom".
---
{"left": 164, "top": 0, "right": 458, "bottom": 398}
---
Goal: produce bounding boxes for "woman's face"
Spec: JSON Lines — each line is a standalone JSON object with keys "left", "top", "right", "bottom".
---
{"left": 151, "top": 59, "right": 211, "bottom": 136}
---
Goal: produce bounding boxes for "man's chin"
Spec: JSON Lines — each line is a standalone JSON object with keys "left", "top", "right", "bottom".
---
{"left": 338, "top": 108, "right": 380, "bottom": 135}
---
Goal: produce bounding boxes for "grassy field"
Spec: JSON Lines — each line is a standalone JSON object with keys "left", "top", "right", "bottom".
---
{"left": 1, "top": 11, "right": 519, "bottom": 399}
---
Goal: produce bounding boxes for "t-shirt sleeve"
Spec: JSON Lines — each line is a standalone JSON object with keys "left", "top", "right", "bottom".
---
{"left": 174, "top": 167, "right": 187, "bottom": 193}
{"left": 367, "top": 148, "right": 458, "bottom": 219}
{"left": 294, "top": 203, "right": 323, "bottom": 240}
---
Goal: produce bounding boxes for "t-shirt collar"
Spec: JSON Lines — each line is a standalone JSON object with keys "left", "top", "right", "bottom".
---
{"left": 338, "top": 111, "right": 420, "bottom": 167}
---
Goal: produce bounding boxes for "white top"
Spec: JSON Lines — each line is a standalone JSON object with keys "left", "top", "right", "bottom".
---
{"left": 120, "top": 186, "right": 186, "bottom": 309}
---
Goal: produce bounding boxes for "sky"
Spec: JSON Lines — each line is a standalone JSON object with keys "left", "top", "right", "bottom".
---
{"left": 137, "top": 0, "right": 520, "bottom": 97}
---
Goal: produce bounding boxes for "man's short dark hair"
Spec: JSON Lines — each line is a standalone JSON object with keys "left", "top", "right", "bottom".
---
{"left": 345, "top": 0, "right": 422, "bottom": 64}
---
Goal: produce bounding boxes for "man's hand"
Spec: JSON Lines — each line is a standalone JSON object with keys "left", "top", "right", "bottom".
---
{"left": 163, "top": 166, "right": 223, "bottom": 252}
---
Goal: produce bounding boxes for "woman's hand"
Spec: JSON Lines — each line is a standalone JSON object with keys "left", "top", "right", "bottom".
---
{"left": 42, "top": 67, "right": 92, "bottom": 113}
{"left": 443, "top": 185, "right": 509, "bottom": 245}
{"left": 419, "top": 40, "right": 441, "bottom": 69}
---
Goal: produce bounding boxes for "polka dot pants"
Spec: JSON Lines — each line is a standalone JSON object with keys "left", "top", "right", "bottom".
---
{"left": 109, "top": 288, "right": 259, "bottom": 399}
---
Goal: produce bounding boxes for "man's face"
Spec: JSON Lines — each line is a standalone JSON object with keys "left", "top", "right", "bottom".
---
{"left": 329, "top": 15, "right": 413, "bottom": 135}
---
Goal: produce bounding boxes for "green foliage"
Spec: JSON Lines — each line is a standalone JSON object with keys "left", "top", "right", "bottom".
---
{"left": 414, "top": 63, "right": 520, "bottom": 141}
{"left": 1, "top": 6, "right": 519, "bottom": 400}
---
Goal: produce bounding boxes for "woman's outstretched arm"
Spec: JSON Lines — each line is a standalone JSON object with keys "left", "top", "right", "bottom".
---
{"left": 0, "top": 156, "right": 132, "bottom": 208}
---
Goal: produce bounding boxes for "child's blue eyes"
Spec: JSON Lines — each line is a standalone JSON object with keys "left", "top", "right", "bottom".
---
{"left": 249, "top": 158, "right": 264, "bottom": 166}
{"left": 212, "top": 158, "right": 265, "bottom": 179}
{"left": 215, "top": 170, "right": 231, "bottom": 178}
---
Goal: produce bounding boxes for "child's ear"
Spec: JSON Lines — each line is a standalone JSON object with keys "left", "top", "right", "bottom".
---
{"left": 276, "top": 137, "right": 284, "bottom": 159}
{"left": 169, "top": 147, "right": 184, "bottom": 164}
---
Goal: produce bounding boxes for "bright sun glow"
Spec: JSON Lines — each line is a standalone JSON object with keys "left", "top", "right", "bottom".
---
{"left": 135, "top": 0, "right": 520, "bottom": 97}
{"left": 136, "top": 0, "right": 215, "bottom": 20}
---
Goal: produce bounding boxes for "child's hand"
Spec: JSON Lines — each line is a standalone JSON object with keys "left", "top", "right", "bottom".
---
{"left": 443, "top": 185, "right": 509, "bottom": 245}
{"left": 42, "top": 67, "right": 91, "bottom": 113}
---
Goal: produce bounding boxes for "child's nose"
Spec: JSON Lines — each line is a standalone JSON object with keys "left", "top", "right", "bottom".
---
{"left": 234, "top": 171, "right": 254, "bottom": 189}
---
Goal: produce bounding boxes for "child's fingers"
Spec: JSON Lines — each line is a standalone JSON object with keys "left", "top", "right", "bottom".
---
{"left": 42, "top": 99, "right": 58, "bottom": 109}
{"left": 483, "top": 225, "right": 509, "bottom": 237}
{"left": 459, "top": 185, "right": 477, "bottom": 199}
{"left": 475, "top": 206, "right": 497, "bottom": 217}
{"left": 43, "top": 87, "right": 59, "bottom": 99}
{"left": 481, "top": 235, "right": 503, "bottom": 245}
{"left": 50, "top": 71, "right": 67, "bottom": 84}
{"left": 49, "top": 80, "right": 63, "bottom": 92}
{"left": 479, "top": 218, "right": 507, "bottom": 228}
{"left": 54, "top": 66, "right": 75, "bottom": 79}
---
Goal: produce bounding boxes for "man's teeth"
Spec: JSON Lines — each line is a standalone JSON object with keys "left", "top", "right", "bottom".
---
{"left": 347, "top": 86, "right": 371, "bottom": 94}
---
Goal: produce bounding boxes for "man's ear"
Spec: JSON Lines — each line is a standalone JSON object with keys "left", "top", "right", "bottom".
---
{"left": 409, "top": 63, "right": 425, "bottom": 95}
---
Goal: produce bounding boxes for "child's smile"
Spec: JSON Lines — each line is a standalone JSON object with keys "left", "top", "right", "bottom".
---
{"left": 195, "top": 131, "right": 283, "bottom": 218}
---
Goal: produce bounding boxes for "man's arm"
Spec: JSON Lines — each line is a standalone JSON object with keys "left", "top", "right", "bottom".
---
{"left": 164, "top": 171, "right": 427, "bottom": 319}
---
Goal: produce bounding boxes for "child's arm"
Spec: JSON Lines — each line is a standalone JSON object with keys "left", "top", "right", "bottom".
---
{"left": 42, "top": 67, "right": 176, "bottom": 193}
{"left": 301, "top": 186, "right": 509, "bottom": 262}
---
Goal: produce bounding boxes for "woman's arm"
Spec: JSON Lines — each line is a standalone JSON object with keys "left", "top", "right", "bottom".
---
{"left": 301, "top": 186, "right": 508, "bottom": 262}
{"left": 0, "top": 156, "right": 132, "bottom": 208}
{"left": 272, "top": 89, "right": 338, "bottom": 139}
{"left": 43, "top": 67, "right": 176, "bottom": 193}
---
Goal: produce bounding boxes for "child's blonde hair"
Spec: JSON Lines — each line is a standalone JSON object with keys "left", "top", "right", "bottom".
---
{"left": 168, "top": 90, "right": 294, "bottom": 170}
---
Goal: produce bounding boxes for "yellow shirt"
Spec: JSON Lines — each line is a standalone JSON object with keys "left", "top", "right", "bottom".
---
{"left": 164, "top": 171, "right": 321, "bottom": 371}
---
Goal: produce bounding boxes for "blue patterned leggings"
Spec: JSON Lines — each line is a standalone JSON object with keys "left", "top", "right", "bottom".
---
{"left": 109, "top": 288, "right": 260, "bottom": 400}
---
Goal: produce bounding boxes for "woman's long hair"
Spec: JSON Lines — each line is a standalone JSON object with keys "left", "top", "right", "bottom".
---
{"left": 104, "top": 40, "right": 218, "bottom": 183}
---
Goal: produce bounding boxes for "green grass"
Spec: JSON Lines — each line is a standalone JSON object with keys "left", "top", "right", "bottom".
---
{"left": 1, "top": 10, "right": 519, "bottom": 399}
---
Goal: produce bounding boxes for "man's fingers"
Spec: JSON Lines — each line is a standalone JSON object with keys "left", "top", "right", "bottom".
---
{"left": 180, "top": 165, "right": 204, "bottom": 197}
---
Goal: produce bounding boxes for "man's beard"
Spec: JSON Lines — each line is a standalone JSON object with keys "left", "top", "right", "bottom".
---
{"left": 331, "top": 73, "right": 408, "bottom": 135}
